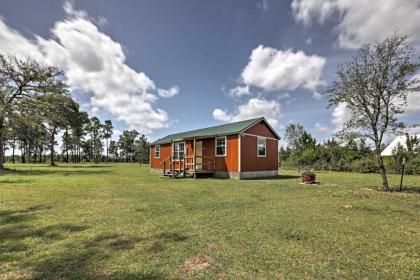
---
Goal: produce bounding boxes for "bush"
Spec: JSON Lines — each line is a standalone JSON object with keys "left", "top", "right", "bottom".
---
{"left": 352, "top": 157, "right": 378, "bottom": 173}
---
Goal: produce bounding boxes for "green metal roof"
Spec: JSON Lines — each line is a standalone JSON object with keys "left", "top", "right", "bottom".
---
{"left": 152, "top": 117, "right": 278, "bottom": 145}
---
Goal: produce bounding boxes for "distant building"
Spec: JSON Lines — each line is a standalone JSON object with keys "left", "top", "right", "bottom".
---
{"left": 149, "top": 117, "right": 280, "bottom": 179}
{"left": 381, "top": 134, "right": 420, "bottom": 156}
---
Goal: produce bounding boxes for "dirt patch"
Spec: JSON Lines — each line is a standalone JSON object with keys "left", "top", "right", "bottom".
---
{"left": 0, "top": 265, "right": 32, "bottom": 280}
{"left": 184, "top": 255, "right": 216, "bottom": 273}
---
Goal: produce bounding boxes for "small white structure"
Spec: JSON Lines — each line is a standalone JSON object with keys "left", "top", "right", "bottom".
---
{"left": 381, "top": 134, "right": 420, "bottom": 156}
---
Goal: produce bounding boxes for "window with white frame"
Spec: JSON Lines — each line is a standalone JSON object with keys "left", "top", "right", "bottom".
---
{"left": 257, "top": 137, "right": 266, "bottom": 157}
{"left": 155, "top": 145, "right": 160, "bottom": 158}
{"left": 215, "top": 136, "right": 226, "bottom": 156}
{"left": 173, "top": 142, "right": 185, "bottom": 158}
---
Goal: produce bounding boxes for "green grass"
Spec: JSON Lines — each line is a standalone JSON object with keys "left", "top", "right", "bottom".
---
{"left": 0, "top": 163, "right": 419, "bottom": 279}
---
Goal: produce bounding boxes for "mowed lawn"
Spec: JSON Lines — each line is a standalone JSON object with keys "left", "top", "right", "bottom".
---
{"left": 0, "top": 164, "right": 419, "bottom": 279}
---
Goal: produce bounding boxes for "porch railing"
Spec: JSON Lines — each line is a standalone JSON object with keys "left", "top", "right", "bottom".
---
{"left": 160, "top": 155, "right": 215, "bottom": 177}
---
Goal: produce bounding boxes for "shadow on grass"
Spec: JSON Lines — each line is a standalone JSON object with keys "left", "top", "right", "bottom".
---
{"left": 0, "top": 179, "right": 34, "bottom": 185}
{"left": 390, "top": 186, "right": 420, "bottom": 194}
{"left": 243, "top": 174, "right": 300, "bottom": 180}
{"left": 6, "top": 169, "right": 111, "bottom": 176}
{"left": 30, "top": 232, "right": 167, "bottom": 279}
{"left": 42, "top": 164, "right": 113, "bottom": 169}
{"left": 0, "top": 203, "right": 176, "bottom": 279}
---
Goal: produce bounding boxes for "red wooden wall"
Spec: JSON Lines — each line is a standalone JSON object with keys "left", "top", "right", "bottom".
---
{"left": 244, "top": 120, "right": 277, "bottom": 138}
{"left": 240, "top": 135, "right": 278, "bottom": 172}
{"left": 150, "top": 120, "right": 278, "bottom": 173}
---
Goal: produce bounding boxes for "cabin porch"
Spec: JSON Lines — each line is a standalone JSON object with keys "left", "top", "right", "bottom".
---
{"left": 159, "top": 138, "right": 216, "bottom": 178}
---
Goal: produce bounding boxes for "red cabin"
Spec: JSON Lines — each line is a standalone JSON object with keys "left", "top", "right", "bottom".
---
{"left": 150, "top": 117, "right": 280, "bottom": 179}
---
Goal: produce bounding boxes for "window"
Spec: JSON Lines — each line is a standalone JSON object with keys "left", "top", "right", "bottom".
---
{"left": 173, "top": 142, "right": 185, "bottom": 158}
{"left": 215, "top": 136, "right": 226, "bottom": 156}
{"left": 257, "top": 137, "right": 266, "bottom": 157}
{"left": 155, "top": 145, "right": 160, "bottom": 158}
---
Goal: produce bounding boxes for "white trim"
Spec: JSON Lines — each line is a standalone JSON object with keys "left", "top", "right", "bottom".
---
{"left": 173, "top": 141, "right": 186, "bottom": 159}
{"left": 241, "top": 132, "right": 278, "bottom": 141}
{"left": 257, "top": 137, "right": 266, "bottom": 157}
{"left": 154, "top": 144, "right": 160, "bottom": 159}
{"left": 215, "top": 136, "right": 227, "bottom": 157}
{"left": 239, "top": 118, "right": 281, "bottom": 140}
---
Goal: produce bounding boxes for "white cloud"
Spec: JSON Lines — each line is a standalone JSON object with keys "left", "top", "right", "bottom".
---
{"left": 305, "top": 37, "right": 312, "bottom": 45}
{"left": 229, "top": 85, "right": 251, "bottom": 98}
{"left": 291, "top": 0, "right": 420, "bottom": 49}
{"left": 312, "top": 91, "right": 322, "bottom": 100}
{"left": 331, "top": 102, "right": 351, "bottom": 131}
{"left": 313, "top": 122, "right": 330, "bottom": 133}
{"left": 278, "top": 92, "right": 290, "bottom": 100}
{"left": 158, "top": 86, "right": 179, "bottom": 98}
{"left": 257, "top": 0, "right": 270, "bottom": 11}
{"left": 213, "top": 97, "right": 281, "bottom": 127}
{"left": 0, "top": 2, "right": 178, "bottom": 134}
{"left": 241, "top": 45, "right": 326, "bottom": 92}
{"left": 405, "top": 91, "right": 420, "bottom": 116}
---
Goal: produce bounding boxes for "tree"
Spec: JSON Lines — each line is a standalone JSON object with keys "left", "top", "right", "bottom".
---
{"left": 39, "top": 91, "right": 76, "bottom": 166}
{"left": 102, "top": 120, "right": 113, "bottom": 161}
{"left": 284, "top": 123, "right": 304, "bottom": 151}
{"left": 118, "top": 130, "right": 139, "bottom": 162}
{"left": 0, "top": 54, "right": 65, "bottom": 170}
{"left": 284, "top": 123, "right": 315, "bottom": 170}
{"left": 70, "top": 111, "right": 89, "bottom": 163}
{"left": 134, "top": 134, "right": 149, "bottom": 166}
{"left": 326, "top": 34, "right": 420, "bottom": 190}
{"left": 86, "top": 117, "right": 103, "bottom": 163}
{"left": 108, "top": 140, "right": 119, "bottom": 162}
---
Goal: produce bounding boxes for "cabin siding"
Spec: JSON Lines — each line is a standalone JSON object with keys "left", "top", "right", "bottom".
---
{"left": 150, "top": 119, "right": 278, "bottom": 178}
{"left": 240, "top": 135, "right": 278, "bottom": 172}
{"left": 150, "top": 143, "right": 172, "bottom": 169}
{"left": 149, "top": 135, "right": 238, "bottom": 172}
{"left": 244, "top": 120, "right": 277, "bottom": 138}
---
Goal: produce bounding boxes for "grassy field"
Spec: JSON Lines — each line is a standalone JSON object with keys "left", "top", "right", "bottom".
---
{"left": 0, "top": 163, "right": 419, "bottom": 279}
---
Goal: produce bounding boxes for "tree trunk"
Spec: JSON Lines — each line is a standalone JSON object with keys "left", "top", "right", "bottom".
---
{"left": 376, "top": 152, "right": 389, "bottom": 191}
{"left": 39, "top": 147, "right": 43, "bottom": 163}
{"left": 50, "top": 126, "right": 57, "bottom": 166}
{"left": 33, "top": 139, "right": 38, "bottom": 164}
{"left": 21, "top": 141, "right": 26, "bottom": 163}
{"left": 65, "top": 127, "right": 69, "bottom": 163}
{"left": 106, "top": 138, "right": 109, "bottom": 162}
{"left": 12, "top": 141, "right": 15, "bottom": 164}
{"left": 0, "top": 117, "right": 4, "bottom": 170}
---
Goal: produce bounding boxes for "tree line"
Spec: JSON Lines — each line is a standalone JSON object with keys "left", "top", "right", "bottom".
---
{"left": 280, "top": 123, "right": 420, "bottom": 175}
{"left": 0, "top": 54, "right": 149, "bottom": 169}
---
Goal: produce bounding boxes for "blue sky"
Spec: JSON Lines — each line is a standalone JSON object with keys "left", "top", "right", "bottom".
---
{"left": 1, "top": 0, "right": 419, "bottom": 144}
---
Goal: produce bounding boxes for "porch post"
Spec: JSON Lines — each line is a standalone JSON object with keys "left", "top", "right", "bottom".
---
{"left": 171, "top": 140, "right": 175, "bottom": 178}
{"left": 238, "top": 134, "right": 241, "bottom": 178}
{"left": 193, "top": 138, "right": 196, "bottom": 179}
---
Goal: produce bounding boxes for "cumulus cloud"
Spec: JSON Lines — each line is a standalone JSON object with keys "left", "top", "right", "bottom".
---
{"left": 241, "top": 45, "right": 326, "bottom": 92}
{"left": 312, "top": 91, "right": 322, "bottom": 100}
{"left": 213, "top": 97, "right": 281, "bottom": 127}
{"left": 158, "top": 86, "right": 179, "bottom": 98}
{"left": 403, "top": 74, "right": 420, "bottom": 116}
{"left": 229, "top": 85, "right": 251, "bottom": 98}
{"left": 257, "top": 0, "right": 270, "bottom": 11}
{"left": 291, "top": 0, "right": 420, "bottom": 49}
{"left": 313, "top": 122, "right": 331, "bottom": 133}
{"left": 331, "top": 102, "right": 351, "bottom": 131}
{"left": 0, "top": 2, "right": 178, "bottom": 134}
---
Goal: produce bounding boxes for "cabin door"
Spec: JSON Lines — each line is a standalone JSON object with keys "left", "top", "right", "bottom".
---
{"left": 195, "top": 141, "right": 203, "bottom": 170}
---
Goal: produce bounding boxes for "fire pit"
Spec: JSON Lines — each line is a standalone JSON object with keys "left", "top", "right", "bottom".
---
{"left": 301, "top": 172, "right": 317, "bottom": 184}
